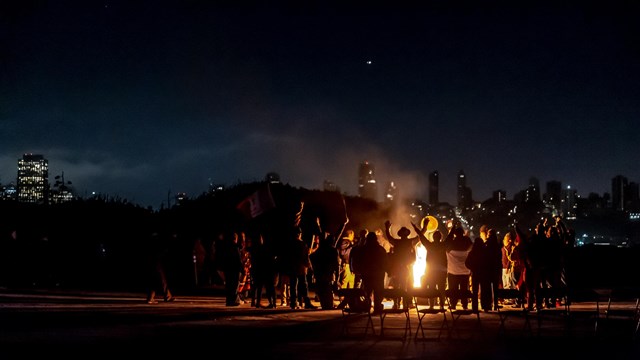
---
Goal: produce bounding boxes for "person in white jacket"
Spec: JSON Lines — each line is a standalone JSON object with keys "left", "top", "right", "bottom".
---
{"left": 443, "top": 221, "right": 473, "bottom": 310}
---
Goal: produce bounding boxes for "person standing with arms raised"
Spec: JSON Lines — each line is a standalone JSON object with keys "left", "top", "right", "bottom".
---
{"left": 444, "top": 220, "right": 473, "bottom": 310}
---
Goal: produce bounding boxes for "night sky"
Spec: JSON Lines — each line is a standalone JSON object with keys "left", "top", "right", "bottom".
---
{"left": 2, "top": 1, "right": 639, "bottom": 209}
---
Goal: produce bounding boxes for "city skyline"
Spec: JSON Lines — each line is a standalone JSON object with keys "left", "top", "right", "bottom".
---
{"left": 2, "top": 152, "right": 635, "bottom": 210}
{"left": 2, "top": 2, "right": 639, "bottom": 208}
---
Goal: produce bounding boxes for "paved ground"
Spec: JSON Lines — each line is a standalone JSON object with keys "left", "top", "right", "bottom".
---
{"left": 0, "top": 287, "right": 638, "bottom": 358}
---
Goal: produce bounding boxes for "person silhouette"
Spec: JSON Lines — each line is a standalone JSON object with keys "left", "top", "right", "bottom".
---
{"left": 145, "top": 230, "right": 175, "bottom": 304}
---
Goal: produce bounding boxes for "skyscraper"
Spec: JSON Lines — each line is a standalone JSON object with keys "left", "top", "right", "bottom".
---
{"left": 493, "top": 190, "right": 507, "bottom": 203}
{"left": 457, "top": 170, "right": 472, "bottom": 208}
{"left": 545, "top": 180, "right": 562, "bottom": 210}
{"left": 527, "top": 177, "right": 541, "bottom": 202}
{"left": 612, "top": 175, "right": 628, "bottom": 211}
{"left": 17, "top": 153, "right": 49, "bottom": 204}
{"left": 358, "top": 161, "right": 377, "bottom": 201}
{"left": 429, "top": 171, "right": 439, "bottom": 206}
{"left": 626, "top": 182, "right": 640, "bottom": 212}
{"left": 561, "top": 185, "right": 577, "bottom": 219}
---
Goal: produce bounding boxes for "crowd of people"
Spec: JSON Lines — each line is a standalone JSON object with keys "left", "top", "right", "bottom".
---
{"left": 191, "top": 214, "right": 575, "bottom": 314}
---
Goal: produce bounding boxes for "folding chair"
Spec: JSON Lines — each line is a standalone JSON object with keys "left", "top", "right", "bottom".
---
{"left": 379, "top": 288, "right": 412, "bottom": 341}
{"left": 495, "top": 288, "right": 532, "bottom": 337}
{"left": 445, "top": 289, "right": 482, "bottom": 340}
{"left": 411, "top": 287, "right": 449, "bottom": 341}
{"left": 337, "top": 288, "right": 375, "bottom": 336}
{"left": 565, "top": 287, "right": 603, "bottom": 337}
{"left": 601, "top": 287, "right": 640, "bottom": 340}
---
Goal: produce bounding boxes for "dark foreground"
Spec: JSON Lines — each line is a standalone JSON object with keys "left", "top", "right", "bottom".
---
{"left": 0, "top": 287, "right": 638, "bottom": 359}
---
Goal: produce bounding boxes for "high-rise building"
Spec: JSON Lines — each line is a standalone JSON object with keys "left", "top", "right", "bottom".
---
{"left": 493, "top": 190, "right": 507, "bottom": 203}
{"left": 561, "top": 185, "right": 577, "bottom": 219}
{"left": 17, "top": 153, "right": 49, "bottom": 204}
{"left": 429, "top": 171, "right": 439, "bottom": 206}
{"left": 612, "top": 175, "right": 628, "bottom": 211}
{"left": 358, "top": 161, "right": 377, "bottom": 201}
{"left": 545, "top": 180, "right": 562, "bottom": 210}
{"left": 457, "top": 170, "right": 465, "bottom": 206}
{"left": 456, "top": 170, "right": 472, "bottom": 208}
{"left": 527, "top": 177, "right": 541, "bottom": 202}
{"left": 626, "top": 182, "right": 640, "bottom": 212}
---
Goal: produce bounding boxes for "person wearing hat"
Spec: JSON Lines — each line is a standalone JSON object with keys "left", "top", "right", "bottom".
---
{"left": 384, "top": 220, "right": 426, "bottom": 309}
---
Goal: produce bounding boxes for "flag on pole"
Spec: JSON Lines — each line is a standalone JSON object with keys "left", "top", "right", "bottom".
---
{"left": 236, "top": 184, "right": 276, "bottom": 219}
